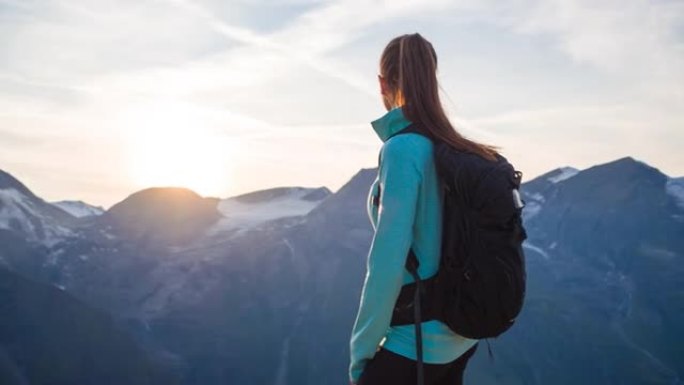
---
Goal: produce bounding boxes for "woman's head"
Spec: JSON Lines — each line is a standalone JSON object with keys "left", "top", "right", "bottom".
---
{"left": 378, "top": 33, "right": 499, "bottom": 161}
{"left": 379, "top": 33, "right": 438, "bottom": 115}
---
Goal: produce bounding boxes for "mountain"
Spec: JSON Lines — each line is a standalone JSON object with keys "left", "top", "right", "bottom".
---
{"left": 229, "top": 186, "right": 331, "bottom": 204}
{"left": 208, "top": 186, "right": 331, "bottom": 238}
{"left": 0, "top": 170, "right": 38, "bottom": 198}
{"left": 100, "top": 187, "right": 222, "bottom": 247}
{"left": 521, "top": 156, "right": 680, "bottom": 256}
{"left": 0, "top": 170, "right": 76, "bottom": 246}
{"left": 474, "top": 156, "right": 684, "bottom": 385}
{"left": 518, "top": 165, "right": 579, "bottom": 221}
{"left": 138, "top": 170, "right": 372, "bottom": 385}
{"left": 0, "top": 157, "right": 682, "bottom": 385}
{"left": 546, "top": 166, "right": 579, "bottom": 183}
{"left": 52, "top": 200, "right": 105, "bottom": 218}
{"left": 0, "top": 267, "right": 178, "bottom": 385}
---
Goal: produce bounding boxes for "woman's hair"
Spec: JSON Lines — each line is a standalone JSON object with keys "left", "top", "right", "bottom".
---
{"left": 380, "top": 33, "right": 500, "bottom": 161}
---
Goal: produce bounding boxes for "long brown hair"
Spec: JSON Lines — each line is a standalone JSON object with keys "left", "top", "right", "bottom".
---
{"left": 380, "top": 33, "right": 500, "bottom": 161}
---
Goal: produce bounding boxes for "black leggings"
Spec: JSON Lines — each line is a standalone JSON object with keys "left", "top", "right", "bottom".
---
{"left": 358, "top": 343, "right": 478, "bottom": 385}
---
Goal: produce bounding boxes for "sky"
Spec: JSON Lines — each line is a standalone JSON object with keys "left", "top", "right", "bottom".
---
{"left": 1, "top": 0, "right": 682, "bottom": 208}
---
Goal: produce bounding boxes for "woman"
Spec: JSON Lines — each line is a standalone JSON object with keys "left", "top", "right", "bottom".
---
{"left": 349, "top": 33, "right": 501, "bottom": 385}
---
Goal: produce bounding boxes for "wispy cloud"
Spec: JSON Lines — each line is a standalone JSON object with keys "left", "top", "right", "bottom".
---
{"left": 505, "top": 0, "right": 683, "bottom": 101}
{"left": 0, "top": 0, "right": 682, "bottom": 205}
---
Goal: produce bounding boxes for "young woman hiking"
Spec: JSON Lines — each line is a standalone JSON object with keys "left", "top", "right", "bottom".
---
{"left": 348, "top": 33, "right": 502, "bottom": 385}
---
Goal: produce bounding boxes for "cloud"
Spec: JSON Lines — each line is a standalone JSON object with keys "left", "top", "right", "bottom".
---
{"left": 166, "top": 0, "right": 473, "bottom": 98}
{"left": 468, "top": 102, "right": 684, "bottom": 179}
{"left": 507, "top": 0, "right": 684, "bottom": 101}
{"left": 1, "top": 0, "right": 682, "bottom": 205}
{"left": 0, "top": 0, "right": 459, "bottom": 101}
{"left": 1, "top": 0, "right": 235, "bottom": 81}
{"left": 0, "top": 128, "right": 47, "bottom": 147}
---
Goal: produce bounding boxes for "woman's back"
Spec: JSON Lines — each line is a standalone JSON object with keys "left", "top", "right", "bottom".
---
{"left": 349, "top": 32, "right": 494, "bottom": 385}
{"left": 349, "top": 107, "right": 478, "bottom": 383}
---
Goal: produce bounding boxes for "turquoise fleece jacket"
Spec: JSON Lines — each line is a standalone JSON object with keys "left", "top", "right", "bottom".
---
{"left": 349, "top": 107, "right": 478, "bottom": 383}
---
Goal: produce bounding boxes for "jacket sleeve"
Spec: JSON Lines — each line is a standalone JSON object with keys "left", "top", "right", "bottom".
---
{"left": 349, "top": 137, "right": 423, "bottom": 383}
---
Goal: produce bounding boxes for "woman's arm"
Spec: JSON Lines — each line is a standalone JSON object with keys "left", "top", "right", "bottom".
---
{"left": 349, "top": 136, "right": 423, "bottom": 383}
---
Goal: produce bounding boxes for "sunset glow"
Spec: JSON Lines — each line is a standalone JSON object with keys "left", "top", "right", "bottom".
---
{"left": 121, "top": 100, "right": 237, "bottom": 198}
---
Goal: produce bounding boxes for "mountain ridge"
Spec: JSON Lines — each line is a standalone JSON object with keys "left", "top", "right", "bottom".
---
{"left": 0, "top": 156, "right": 682, "bottom": 385}
{"left": 52, "top": 200, "right": 105, "bottom": 218}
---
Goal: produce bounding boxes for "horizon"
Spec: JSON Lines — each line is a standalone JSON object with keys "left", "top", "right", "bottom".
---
{"left": 1, "top": 0, "right": 682, "bottom": 208}
{"left": 2, "top": 154, "right": 680, "bottom": 210}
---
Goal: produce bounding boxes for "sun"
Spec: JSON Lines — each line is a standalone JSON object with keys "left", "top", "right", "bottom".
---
{"left": 120, "top": 100, "right": 237, "bottom": 198}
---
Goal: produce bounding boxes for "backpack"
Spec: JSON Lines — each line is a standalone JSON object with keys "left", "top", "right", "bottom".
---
{"left": 374, "top": 123, "right": 527, "bottom": 383}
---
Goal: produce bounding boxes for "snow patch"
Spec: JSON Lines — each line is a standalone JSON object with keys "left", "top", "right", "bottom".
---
{"left": 523, "top": 201, "right": 542, "bottom": 221}
{"left": 98, "top": 228, "right": 116, "bottom": 240}
{"left": 521, "top": 190, "right": 546, "bottom": 221}
{"left": 209, "top": 188, "right": 325, "bottom": 235}
{"left": 547, "top": 167, "right": 579, "bottom": 183}
{"left": 523, "top": 242, "right": 550, "bottom": 260}
{"left": 282, "top": 238, "right": 295, "bottom": 256}
{"left": 0, "top": 188, "right": 73, "bottom": 246}
{"left": 0, "top": 189, "right": 36, "bottom": 232}
{"left": 273, "top": 337, "right": 291, "bottom": 385}
{"left": 531, "top": 192, "right": 545, "bottom": 203}
{"left": 52, "top": 200, "right": 104, "bottom": 218}
{"left": 666, "top": 177, "right": 684, "bottom": 210}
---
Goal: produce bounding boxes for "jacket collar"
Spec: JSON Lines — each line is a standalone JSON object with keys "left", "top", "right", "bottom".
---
{"left": 371, "top": 107, "right": 413, "bottom": 142}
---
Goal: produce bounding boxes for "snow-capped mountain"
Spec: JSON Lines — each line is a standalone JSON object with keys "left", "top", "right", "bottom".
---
{"left": 209, "top": 186, "right": 331, "bottom": 236}
{"left": 0, "top": 170, "right": 76, "bottom": 246}
{"left": 52, "top": 200, "right": 105, "bottom": 218}
{"left": 501, "top": 156, "right": 684, "bottom": 385}
{"left": 545, "top": 166, "right": 579, "bottom": 183}
{"left": 518, "top": 166, "right": 577, "bottom": 221}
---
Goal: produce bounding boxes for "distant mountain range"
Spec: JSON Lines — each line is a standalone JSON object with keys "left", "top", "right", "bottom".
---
{"left": 0, "top": 157, "right": 682, "bottom": 385}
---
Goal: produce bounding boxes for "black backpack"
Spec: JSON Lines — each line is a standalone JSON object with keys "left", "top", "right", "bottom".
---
{"left": 374, "top": 123, "right": 527, "bottom": 384}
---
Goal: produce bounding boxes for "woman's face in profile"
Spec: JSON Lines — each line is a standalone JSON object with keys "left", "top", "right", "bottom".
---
{"left": 377, "top": 73, "right": 393, "bottom": 111}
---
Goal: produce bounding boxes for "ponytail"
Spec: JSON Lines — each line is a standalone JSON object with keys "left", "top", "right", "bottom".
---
{"left": 381, "top": 33, "right": 499, "bottom": 161}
